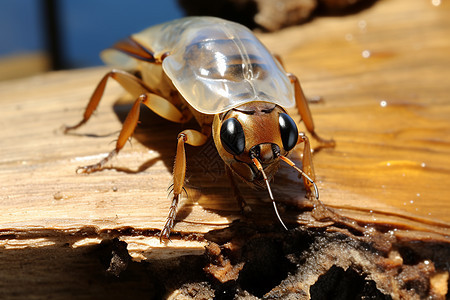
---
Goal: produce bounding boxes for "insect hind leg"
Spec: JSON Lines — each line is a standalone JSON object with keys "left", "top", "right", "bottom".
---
{"left": 68, "top": 69, "right": 189, "bottom": 173}
{"left": 75, "top": 93, "right": 145, "bottom": 174}
{"left": 64, "top": 69, "right": 151, "bottom": 133}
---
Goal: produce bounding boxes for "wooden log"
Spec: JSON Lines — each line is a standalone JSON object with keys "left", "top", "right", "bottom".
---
{"left": 0, "top": 0, "right": 449, "bottom": 298}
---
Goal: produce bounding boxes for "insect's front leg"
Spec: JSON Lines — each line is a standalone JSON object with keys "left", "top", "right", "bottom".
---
{"left": 160, "top": 129, "right": 208, "bottom": 242}
{"left": 280, "top": 133, "right": 319, "bottom": 200}
{"left": 297, "top": 133, "right": 315, "bottom": 189}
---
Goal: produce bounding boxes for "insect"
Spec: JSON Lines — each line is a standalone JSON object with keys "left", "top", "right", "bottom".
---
{"left": 64, "top": 17, "right": 334, "bottom": 241}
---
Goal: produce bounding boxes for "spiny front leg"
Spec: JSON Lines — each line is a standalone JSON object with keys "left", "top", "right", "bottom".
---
{"left": 160, "top": 194, "right": 180, "bottom": 241}
{"left": 160, "top": 130, "right": 208, "bottom": 242}
{"left": 280, "top": 133, "right": 319, "bottom": 200}
{"left": 160, "top": 134, "right": 186, "bottom": 242}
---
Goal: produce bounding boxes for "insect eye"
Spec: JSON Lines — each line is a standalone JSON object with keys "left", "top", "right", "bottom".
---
{"left": 220, "top": 118, "right": 245, "bottom": 155}
{"left": 279, "top": 113, "right": 298, "bottom": 151}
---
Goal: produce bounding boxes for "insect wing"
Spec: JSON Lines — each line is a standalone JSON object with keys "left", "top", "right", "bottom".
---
{"left": 100, "top": 17, "right": 295, "bottom": 114}
{"left": 101, "top": 48, "right": 138, "bottom": 70}
{"left": 100, "top": 37, "right": 156, "bottom": 69}
{"left": 161, "top": 18, "right": 295, "bottom": 114}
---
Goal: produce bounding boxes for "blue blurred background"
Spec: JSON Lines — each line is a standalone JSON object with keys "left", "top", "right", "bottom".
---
{"left": 0, "top": 0, "right": 183, "bottom": 78}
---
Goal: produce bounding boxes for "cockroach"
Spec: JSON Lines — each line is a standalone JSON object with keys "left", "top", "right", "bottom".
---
{"left": 64, "top": 17, "right": 334, "bottom": 240}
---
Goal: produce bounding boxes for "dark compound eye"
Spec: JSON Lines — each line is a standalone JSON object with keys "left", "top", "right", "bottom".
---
{"left": 279, "top": 113, "right": 298, "bottom": 151}
{"left": 220, "top": 118, "right": 245, "bottom": 155}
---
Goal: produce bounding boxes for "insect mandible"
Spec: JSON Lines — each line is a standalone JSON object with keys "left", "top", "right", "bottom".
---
{"left": 64, "top": 17, "right": 334, "bottom": 241}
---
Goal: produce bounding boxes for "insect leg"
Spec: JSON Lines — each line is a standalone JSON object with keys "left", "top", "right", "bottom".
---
{"left": 160, "top": 129, "right": 208, "bottom": 242}
{"left": 139, "top": 93, "right": 185, "bottom": 123}
{"left": 288, "top": 73, "right": 335, "bottom": 147}
{"left": 75, "top": 94, "right": 144, "bottom": 173}
{"left": 298, "top": 132, "right": 315, "bottom": 187}
{"left": 64, "top": 69, "right": 150, "bottom": 132}
{"left": 76, "top": 89, "right": 188, "bottom": 173}
{"left": 280, "top": 133, "right": 319, "bottom": 199}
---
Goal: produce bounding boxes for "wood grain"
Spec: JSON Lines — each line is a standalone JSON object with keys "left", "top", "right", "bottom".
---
{"left": 1, "top": 0, "right": 449, "bottom": 263}
{"left": 260, "top": 0, "right": 450, "bottom": 237}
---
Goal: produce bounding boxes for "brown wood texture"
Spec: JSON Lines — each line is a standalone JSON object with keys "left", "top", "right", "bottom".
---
{"left": 1, "top": 0, "right": 449, "bottom": 264}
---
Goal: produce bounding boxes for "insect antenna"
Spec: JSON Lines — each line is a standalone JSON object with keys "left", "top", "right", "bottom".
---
{"left": 251, "top": 157, "right": 288, "bottom": 231}
{"left": 279, "top": 156, "right": 319, "bottom": 200}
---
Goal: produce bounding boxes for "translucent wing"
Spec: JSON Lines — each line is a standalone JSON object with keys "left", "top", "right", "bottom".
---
{"left": 101, "top": 17, "right": 295, "bottom": 114}
{"left": 100, "top": 37, "right": 156, "bottom": 70}
{"left": 161, "top": 18, "right": 295, "bottom": 114}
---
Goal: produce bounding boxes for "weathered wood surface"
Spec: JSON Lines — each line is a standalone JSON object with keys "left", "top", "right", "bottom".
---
{"left": 258, "top": 0, "right": 450, "bottom": 239}
{"left": 0, "top": 0, "right": 449, "bottom": 298}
